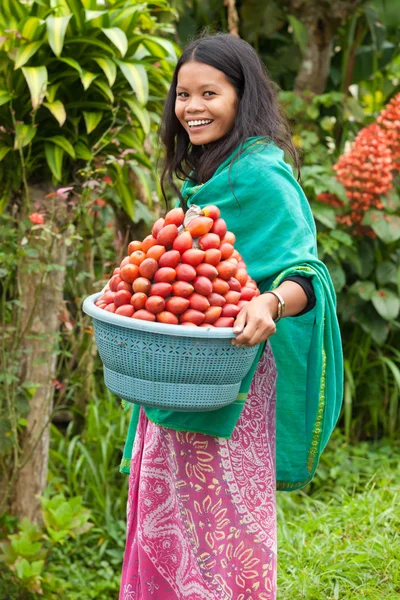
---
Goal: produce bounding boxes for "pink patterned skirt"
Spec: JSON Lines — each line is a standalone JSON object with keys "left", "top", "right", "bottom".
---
{"left": 120, "top": 344, "right": 277, "bottom": 600}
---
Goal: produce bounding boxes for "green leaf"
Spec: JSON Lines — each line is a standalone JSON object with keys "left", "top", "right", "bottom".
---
{"left": 45, "top": 83, "right": 61, "bottom": 103}
{"left": 94, "top": 79, "right": 114, "bottom": 103}
{"left": 59, "top": 57, "right": 82, "bottom": 74}
{"left": 376, "top": 261, "right": 398, "bottom": 286}
{"left": 14, "top": 41, "right": 42, "bottom": 70}
{"left": 380, "top": 189, "right": 400, "bottom": 214}
{"left": 0, "top": 91, "right": 12, "bottom": 106}
{"left": 47, "top": 136, "right": 76, "bottom": 159}
{"left": 122, "top": 95, "right": 150, "bottom": 134}
{"left": 363, "top": 210, "right": 400, "bottom": 243}
{"left": 93, "top": 57, "right": 117, "bottom": 87}
{"left": 102, "top": 27, "right": 128, "bottom": 57}
{"left": 355, "top": 304, "right": 389, "bottom": 345}
{"left": 287, "top": 15, "right": 308, "bottom": 54}
{"left": 349, "top": 280, "right": 376, "bottom": 301}
{"left": 140, "top": 35, "right": 178, "bottom": 60}
{"left": 0, "top": 144, "right": 11, "bottom": 161}
{"left": 80, "top": 71, "right": 98, "bottom": 91}
{"left": 311, "top": 202, "right": 337, "bottom": 229}
{"left": 75, "top": 140, "right": 92, "bottom": 160}
{"left": 65, "top": 0, "right": 85, "bottom": 32}
{"left": 43, "top": 100, "right": 66, "bottom": 126}
{"left": 371, "top": 289, "right": 400, "bottom": 321}
{"left": 326, "top": 262, "right": 346, "bottom": 293}
{"left": 83, "top": 111, "right": 103, "bottom": 134}
{"left": 14, "top": 123, "right": 37, "bottom": 149}
{"left": 116, "top": 61, "right": 148, "bottom": 104}
{"left": 45, "top": 143, "right": 64, "bottom": 181}
{"left": 22, "top": 66, "right": 47, "bottom": 110}
{"left": 66, "top": 36, "right": 115, "bottom": 55}
{"left": 85, "top": 10, "right": 107, "bottom": 22}
{"left": 21, "top": 17, "right": 44, "bottom": 42}
{"left": 110, "top": 5, "right": 141, "bottom": 28}
{"left": 46, "top": 14, "right": 72, "bottom": 57}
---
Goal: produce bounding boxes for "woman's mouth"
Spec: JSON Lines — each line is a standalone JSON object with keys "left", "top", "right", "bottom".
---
{"left": 187, "top": 119, "right": 214, "bottom": 131}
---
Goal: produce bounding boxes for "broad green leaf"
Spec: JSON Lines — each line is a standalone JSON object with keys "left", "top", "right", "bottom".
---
{"left": 94, "top": 79, "right": 114, "bottom": 103}
{"left": 102, "top": 27, "right": 128, "bottom": 57}
{"left": 311, "top": 202, "right": 337, "bottom": 229}
{"left": 122, "top": 94, "right": 150, "bottom": 134}
{"left": 45, "top": 83, "right": 61, "bottom": 103}
{"left": 14, "top": 123, "right": 37, "bottom": 149}
{"left": 22, "top": 66, "right": 47, "bottom": 110}
{"left": 80, "top": 71, "right": 98, "bottom": 91}
{"left": 363, "top": 210, "right": 400, "bottom": 243}
{"left": 129, "top": 163, "right": 153, "bottom": 206}
{"left": 376, "top": 261, "right": 398, "bottom": 286}
{"left": 14, "top": 41, "right": 42, "bottom": 70}
{"left": 380, "top": 189, "right": 400, "bottom": 213}
{"left": 59, "top": 57, "right": 82, "bottom": 74}
{"left": 66, "top": 36, "right": 115, "bottom": 55}
{"left": 141, "top": 35, "right": 178, "bottom": 60}
{"left": 326, "top": 262, "right": 346, "bottom": 293}
{"left": 65, "top": 0, "right": 85, "bottom": 32}
{"left": 75, "top": 140, "right": 92, "bottom": 160}
{"left": 0, "top": 144, "right": 11, "bottom": 161}
{"left": 110, "top": 5, "right": 141, "bottom": 28}
{"left": 371, "top": 289, "right": 400, "bottom": 321}
{"left": 93, "top": 57, "right": 116, "bottom": 86}
{"left": 46, "top": 14, "right": 72, "bottom": 57}
{"left": 45, "top": 143, "right": 64, "bottom": 181}
{"left": 83, "top": 111, "right": 103, "bottom": 134}
{"left": 47, "top": 136, "right": 75, "bottom": 159}
{"left": 116, "top": 61, "right": 148, "bottom": 104}
{"left": 349, "top": 280, "right": 376, "bottom": 301}
{"left": 85, "top": 10, "right": 107, "bottom": 22}
{"left": 21, "top": 17, "right": 44, "bottom": 42}
{"left": 43, "top": 100, "right": 66, "bottom": 126}
{"left": 0, "top": 91, "right": 12, "bottom": 106}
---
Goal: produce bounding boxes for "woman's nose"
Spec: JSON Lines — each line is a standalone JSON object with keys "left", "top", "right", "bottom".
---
{"left": 185, "top": 97, "right": 205, "bottom": 113}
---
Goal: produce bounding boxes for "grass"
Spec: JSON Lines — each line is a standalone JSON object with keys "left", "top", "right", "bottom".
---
{"left": 277, "top": 434, "right": 400, "bottom": 599}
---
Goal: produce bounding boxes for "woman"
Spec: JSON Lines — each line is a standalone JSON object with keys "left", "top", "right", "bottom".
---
{"left": 119, "top": 33, "right": 343, "bottom": 600}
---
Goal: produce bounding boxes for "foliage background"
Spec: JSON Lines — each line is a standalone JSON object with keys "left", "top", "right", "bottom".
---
{"left": 0, "top": 0, "right": 399, "bottom": 598}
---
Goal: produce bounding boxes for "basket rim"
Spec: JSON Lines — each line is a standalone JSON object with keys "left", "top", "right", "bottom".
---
{"left": 83, "top": 293, "right": 237, "bottom": 339}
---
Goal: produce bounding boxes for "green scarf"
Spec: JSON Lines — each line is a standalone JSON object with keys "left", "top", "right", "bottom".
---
{"left": 120, "top": 137, "right": 343, "bottom": 490}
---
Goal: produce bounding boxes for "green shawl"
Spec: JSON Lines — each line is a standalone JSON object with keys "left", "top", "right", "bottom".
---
{"left": 120, "top": 137, "right": 343, "bottom": 490}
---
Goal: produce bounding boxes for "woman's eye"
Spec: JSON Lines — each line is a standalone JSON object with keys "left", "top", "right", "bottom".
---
{"left": 204, "top": 91, "right": 215, "bottom": 97}
{"left": 177, "top": 92, "right": 188, "bottom": 98}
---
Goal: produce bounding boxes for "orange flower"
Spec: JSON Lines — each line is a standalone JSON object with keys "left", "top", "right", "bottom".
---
{"left": 377, "top": 92, "right": 400, "bottom": 169}
{"left": 29, "top": 212, "right": 44, "bottom": 225}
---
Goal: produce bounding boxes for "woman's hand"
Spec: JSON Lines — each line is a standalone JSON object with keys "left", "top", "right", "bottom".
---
{"left": 231, "top": 294, "right": 279, "bottom": 347}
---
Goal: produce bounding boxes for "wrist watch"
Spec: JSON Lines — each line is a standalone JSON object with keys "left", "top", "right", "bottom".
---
{"left": 264, "top": 291, "right": 285, "bottom": 323}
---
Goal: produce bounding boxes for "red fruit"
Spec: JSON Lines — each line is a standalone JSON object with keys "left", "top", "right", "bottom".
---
{"left": 172, "top": 281, "right": 194, "bottom": 298}
{"left": 185, "top": 216, "right": 213, "bottom": 237}
{"left": 199, "top": 323, "right": 214, "bottom": 328}
{"left": 129, "top": 250, "right": 146, "bottom": 267}
{"left": 95, "top": 297, "right": 105, "bottom": 306}
{"left": 152, "top": 217, "right": 165, "bottom": 238}
{"left": 133, "top": 310, "right": 156, "bottom": 322}
{"left": 130, "top": 292, "right": 147, "bottom": 310}
{"left": 104, "top": 303, "right": 116, "bottom": 313}
{"left": 164, "top": 207, "right": 184, "bottom": 227}
{"left": 120, "top": 256, "right": 130, "bottom": 268}
{"left": 157, "top": 224, "right": 179, "bottom": 248}
{"left": 193, "top": 276, "right": 213, "bottom": 296}
{"left": 211, "top": 218, "right": 227, "bottom": 238}
{"left": 109, "top": 275, "right": 122, "bottom": 292}
{"left": 103, "top": 291, "right": 116, "bottom": 304}
{"left": 173, "top": 231, "right": 193, "bottom": 253}
{"left": 180, "top": 309, "right": 205, "bottom": 325}
{"left": 139, "top": 258, "right": 158, "bottom": 280}
{"left": 157, "top": 311, "right": 179, "bottom": 325}
{"left": 237, "top": 300, "right": 249, "bottom": 310}
{"left": 97, "top": 303, "right": 107, "bottom": 310}
{"left": 232, "top": 249, "right": 240, "bottom": 259}
{"left": 202, "top": 204, "right": 220, "bottom": 220}
{"left": 208, "top": 293, "right": 226, "bottom": 307}
{"left": 238, "top": 260, "right": 247, "bottom": 269}
{"left": 203, "top": 306, "right": 222, "bottom": 324}
{"left": 146, "top": 245, "right": 166, "bottom": 261}
{"left": 216, "top": 261, "right": 237, "bottom": 280}
{"left": 176, "top": 263, "right": 196, "bottom": 282}
{"left": 219, "top": 243, "right": 234, "bottom": 260}
{"left": 181, "top": 248, "right": 205, "bottom": 267}
{"left": 189, "top": 293, "right": 210, "bottom": 312}
{"left": 214, "top": 317, "right": 234, "bottom": 328}
{"left": 159, "top": 250, "right": 180, "bottom": 268}
{"left": 114, "top": 290, "right": 132, "bottom": 307}
{"left": 117, "top": 281, "right": 132, "bottom": 292}
{"left": 113, "top": 267, "right": 120, "bottom": 275}
{"left": 198, "top": 233, "right": 220, "bottom": 251}
{"left": 142, "top": 235, "right": 157, "bottom": 253}
{"left": 224, "top": 290, "right": 241, "bottom": 304}
{"left": 246, "top": 280, "right": 258, "bottom": 289}
{"left": 120, "top": 264, "right": 139, "bottom": 283}
{"left": 166, "top": 297, "right": 190, "bottom": 315}
{"left": 181, "top": 322, "right": 198, "bottom": 327}
{"left": 227, "top": 277, "right": 241, "bottom": 292}
{"left": 212, "top": 278, "right": 230, "bottom": 295}
{"left": 128, "top": 240, "right": 142, "bottom": 254}
{"left": 133, "top": 277, "right": 151, "bottom": 294}
{"left": 204, "top": 248, "right": 221, "bottom": 266}
{"left": 196, "top": 263, "right": 218, "bottom": 280}
{"left": 221, "top": 231, "right": 236, "bottom": 245}
{"left": 241, "top": 287, "right": 257, "bottom": 301}
{"left": 221, "top": 303, "right": 241, "bottom": 318}
{"left": 235, "top": 268, "right": 248, "bottom": 287}
{"left": 150, "top": 282, "right": 173, "bottom": 298}
{"left": 116, "top": 305, "right": 134, "bottom": 317}
{"left": 226, "top": 257, "right": 239, "bottom": 268}
{"left": 154, "top": 267, "right": 176, "bottom": 283}
{"left": 145, "top": 295, "right": 165, "bottom": 314}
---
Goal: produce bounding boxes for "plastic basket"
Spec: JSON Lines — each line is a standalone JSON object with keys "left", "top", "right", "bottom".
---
{"left": 83, "top": 293, "right": 259, "bottom": 412}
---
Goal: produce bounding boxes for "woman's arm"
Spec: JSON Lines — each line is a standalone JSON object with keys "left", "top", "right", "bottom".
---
{"left": 232, "top": 280, "right": 308, "bottom": 347}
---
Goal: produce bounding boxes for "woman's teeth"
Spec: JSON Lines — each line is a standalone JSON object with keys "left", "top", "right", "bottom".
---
{"left": 188, "top": 119, "right": 213, "bottom": 128}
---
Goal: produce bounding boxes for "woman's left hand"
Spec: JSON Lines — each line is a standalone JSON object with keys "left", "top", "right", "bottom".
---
{"left": 231, "top": 294, "right": 278, "bottom": 347}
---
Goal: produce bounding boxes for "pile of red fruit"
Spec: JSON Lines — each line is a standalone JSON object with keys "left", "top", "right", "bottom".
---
{"left": 95, "top": 205, "right": 260, "bottom": 328}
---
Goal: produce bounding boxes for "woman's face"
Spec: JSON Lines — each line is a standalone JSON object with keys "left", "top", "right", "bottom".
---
{"left": 175, "top": 61, "right": 238, "bottom": 145}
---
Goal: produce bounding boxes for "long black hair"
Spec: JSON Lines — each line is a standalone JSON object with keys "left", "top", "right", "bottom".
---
{"left": 159, "top": 33, "right": 300, "bottom": 206}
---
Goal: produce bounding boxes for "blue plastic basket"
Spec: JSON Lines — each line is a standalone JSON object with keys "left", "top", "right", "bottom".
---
{"left": 83, "top": 292, "right": 259, "bottom": 412}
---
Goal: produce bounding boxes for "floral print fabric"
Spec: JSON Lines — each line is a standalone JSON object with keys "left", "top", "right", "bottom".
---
{"left": 120, "top": 344, "right": 277, "bottom": 600}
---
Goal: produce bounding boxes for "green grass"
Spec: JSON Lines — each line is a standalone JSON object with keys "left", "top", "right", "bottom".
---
{"left": 277, "top": 435, "right": 400, "bottom": 599}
